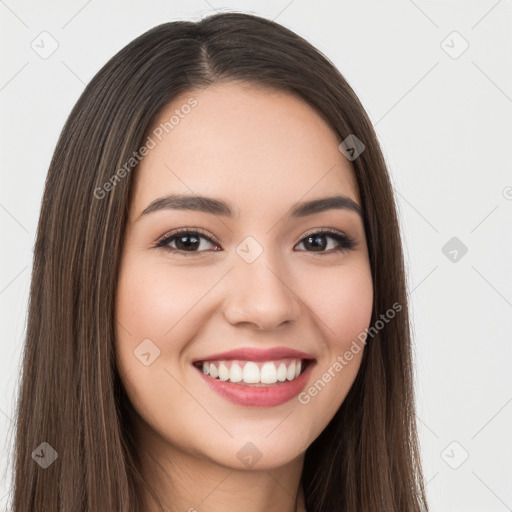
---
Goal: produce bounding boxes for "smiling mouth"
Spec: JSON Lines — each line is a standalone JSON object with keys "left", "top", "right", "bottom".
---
{"left": 192, "top": 358, "right": 313, "bottom": 386}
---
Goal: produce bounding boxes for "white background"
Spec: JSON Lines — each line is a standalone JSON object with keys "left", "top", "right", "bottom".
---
{"left": 1, "top": 1, "right": 511, "bottom": 511}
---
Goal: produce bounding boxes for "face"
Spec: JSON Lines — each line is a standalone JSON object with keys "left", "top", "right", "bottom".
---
{"left": 115, "top": 81, "right": 373, "bottom": 471}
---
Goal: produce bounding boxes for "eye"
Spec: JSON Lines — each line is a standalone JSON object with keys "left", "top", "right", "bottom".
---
{"left": 154, "top": 228, "right": 220, "bottom": 256}
{"left": 295, "top": 228, "right": 357, "bottom": 254}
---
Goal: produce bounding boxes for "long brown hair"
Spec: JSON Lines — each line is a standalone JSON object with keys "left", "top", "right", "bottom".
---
{"left": 10, "top": 11, "right": 429, "bottom": 511}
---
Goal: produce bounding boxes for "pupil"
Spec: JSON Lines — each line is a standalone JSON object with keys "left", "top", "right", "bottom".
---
{"left": 306, "top": 235, "right": 326, "bottom": 251}
{"left": 177, "top": 235, "right": 199, "bottom": 251}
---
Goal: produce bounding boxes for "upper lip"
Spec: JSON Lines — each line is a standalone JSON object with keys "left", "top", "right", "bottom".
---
{"left": 192, "top": 347, "right": 315, "bottom": 363}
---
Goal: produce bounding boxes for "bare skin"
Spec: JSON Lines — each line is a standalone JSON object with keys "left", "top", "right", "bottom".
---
{"left": 115, "top": 81, "right": 373, "bottom": 512}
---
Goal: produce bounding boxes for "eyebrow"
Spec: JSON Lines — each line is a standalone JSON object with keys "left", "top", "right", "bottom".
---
{"left": 137, "top": 193, "right": 363, "bottom": 221}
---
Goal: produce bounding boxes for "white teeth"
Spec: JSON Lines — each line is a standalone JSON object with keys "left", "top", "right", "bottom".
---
{"left": 218, "top": 362, "right": 229, "bottom": 381}
{"left": 287, "top": 360, "right": 296, "bottom": 381}
{"left": 260, "top": 362, "right": 277, "bottom": 384}
{"left": 198, "top": 358, "right": 304, "bottom": 385}
{"left": 229, "top": 363, "right": 243, "bottom": 382}
{"left": 277, "top": 362, "right": 287, "bottom": 381}
{"left": 243, "top": 362, "right": 260, "bottom": 383}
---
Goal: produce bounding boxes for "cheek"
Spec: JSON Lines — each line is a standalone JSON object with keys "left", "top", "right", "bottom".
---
{"left": 303, "top": 260, "right": 374, "bottom": 348}
{"left": 292, "top": 263, "right": 372, "bottom": 438}
{"left": 115, "top": 259, "right": 183, "bottom": 377}
{"left": 115, "top": 258, "right": 229, "bottom": 385}
{"left": 114, "top": 259, "right": 210, "bottom": 424}
{"left": 116, "top": 260, "right": 214, "bottom": 338}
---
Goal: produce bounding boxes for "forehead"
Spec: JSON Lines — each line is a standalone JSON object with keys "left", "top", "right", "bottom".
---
{"left": 131, "top": 82, "right": 360, "bottom": 219}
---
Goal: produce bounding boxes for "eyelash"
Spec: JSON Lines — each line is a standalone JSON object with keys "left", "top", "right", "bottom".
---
{"left": 153, "top": 227, "right": 357, "bottom": 256}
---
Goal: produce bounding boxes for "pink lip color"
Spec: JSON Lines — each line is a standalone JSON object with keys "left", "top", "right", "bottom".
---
{"left": 192, "top": 347, "right": 314, "bottom": 363}
{"left": 195, "top": 361, "right": 315, "bottom": 407}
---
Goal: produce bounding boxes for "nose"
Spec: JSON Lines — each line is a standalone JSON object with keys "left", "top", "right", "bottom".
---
{"left": 222, "top": 250, "right": 301, "bottom": 330}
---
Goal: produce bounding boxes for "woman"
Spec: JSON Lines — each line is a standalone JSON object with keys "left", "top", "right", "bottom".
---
{"left": 11, "top": 11, "right": 429, "bottom": 512}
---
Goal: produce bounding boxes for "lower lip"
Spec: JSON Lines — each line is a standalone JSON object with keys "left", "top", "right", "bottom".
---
{"left": 195, "top": 362, "right": 315, "bottom": 407}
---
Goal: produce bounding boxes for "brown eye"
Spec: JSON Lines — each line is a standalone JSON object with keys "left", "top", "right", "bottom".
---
{"left": 155, "top": 229, "right": 220, "bottom": 255}
{"left": 296, "top": 230, "right": 357, "bottom": 253}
